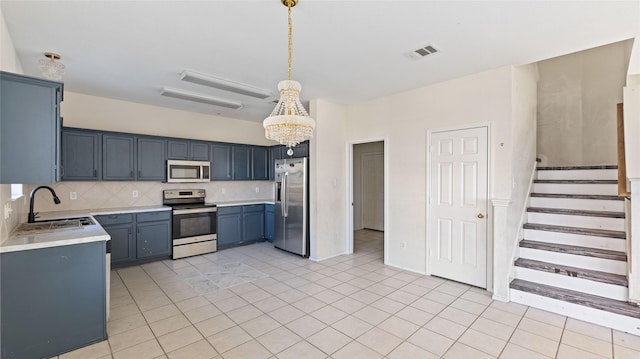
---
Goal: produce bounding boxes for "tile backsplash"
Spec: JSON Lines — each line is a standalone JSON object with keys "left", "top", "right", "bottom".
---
{"left": 21, "top": 181, "right": 275, "bottom": 217}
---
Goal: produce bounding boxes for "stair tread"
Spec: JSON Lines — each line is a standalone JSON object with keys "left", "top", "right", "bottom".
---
{"left": 520, "top": 240, "right": 627, "bottom": 261}
{"left": 530, "top": 193, "right": 624, "bottom": 201}
{"left": 510, "top": 279, "right": 639, "bottom": 319}
{"left": 537, "top": 165, "right": 618, "bottom": 170}
{"left": 534, "top": 179, "right": 618, "bottom": 184}
{"left": 527, "top": 207, "right": 625, "bottom": 218}
{"left": 514, "top": 258, "right": 628, "bottom": 287}
{"left": 523, "top": 223, "right": 626, "bottom": 239}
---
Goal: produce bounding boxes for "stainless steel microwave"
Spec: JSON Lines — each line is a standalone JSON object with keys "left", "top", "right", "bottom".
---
{"left": 167, "top": 160, "right": 210, "bottom": 183}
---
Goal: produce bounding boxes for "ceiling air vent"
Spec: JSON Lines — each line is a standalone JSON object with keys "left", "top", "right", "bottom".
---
{"left": 408, "top": 44, "right": 440, "bottom": 60}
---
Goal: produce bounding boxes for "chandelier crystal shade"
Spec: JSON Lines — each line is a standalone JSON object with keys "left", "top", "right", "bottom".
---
{"left": 38, "top": 52, "right": 65, "bottom": 81}
{"left": 263, "top": 0, "right": 315, "bottom": 150}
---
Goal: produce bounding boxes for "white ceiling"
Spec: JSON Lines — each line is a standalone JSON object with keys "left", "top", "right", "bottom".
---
{"left": 2, "top": 1, "right": 638, "bottom": 122}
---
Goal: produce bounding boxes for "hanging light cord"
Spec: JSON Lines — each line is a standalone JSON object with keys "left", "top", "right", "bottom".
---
{"left": 287, "top": 1, "right": 293, "bottom": 81}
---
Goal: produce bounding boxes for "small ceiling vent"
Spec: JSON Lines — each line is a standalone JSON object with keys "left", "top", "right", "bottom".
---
{"left": 408, "top": 44, "right": 440, "bottom": 59}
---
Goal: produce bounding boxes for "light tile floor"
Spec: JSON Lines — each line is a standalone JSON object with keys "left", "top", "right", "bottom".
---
{"left": 56, "top": 229, "right": 640, "bottom": 359}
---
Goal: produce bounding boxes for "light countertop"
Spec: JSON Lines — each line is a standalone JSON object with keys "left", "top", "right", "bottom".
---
{"left": 1, "top": 205, "right": 170, "bottom": 254}
{"left": 214, "top": 199, "right": 275, "bottom": 207}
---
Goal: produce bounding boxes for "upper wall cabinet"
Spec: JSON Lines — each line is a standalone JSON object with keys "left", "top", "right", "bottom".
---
{"left": 167, "top": 139, "right": 209, "bottom": 161}
{"left": 211, "top": 143, "right": 232, "bottom": 181}
{"left": 61, "top": 129, "right": 101, "bottom": 181}
{"left": 136, "top": 137, "right": 166, "bottom": 181}
{"left": 251, "top": 147, "right": 269, "bottom": 181}
{"left": 232, "top": 146, "right": 251, "bottom": 180}
{"left": 103, "top": 134, "right": 136, "bottom": 181}
{"left": 0, "top": 71, "right": 63, "bottom": 184}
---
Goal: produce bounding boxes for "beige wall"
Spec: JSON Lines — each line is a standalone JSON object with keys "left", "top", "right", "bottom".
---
{"left": 62, "top": 92, "right": 273, "bottom": 146}
{"left": 311, "top": 66, "right": 519, "bottom": 274}
{"left": 537, "top": 40, "right": 631, "bottom": 166}
{"left": 0, "top": 7, "right": 25, "bottom": 242}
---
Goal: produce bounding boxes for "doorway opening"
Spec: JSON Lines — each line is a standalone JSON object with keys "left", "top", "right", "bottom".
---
{"left": 349, "top": 140, "right": 386, "bottom": 262}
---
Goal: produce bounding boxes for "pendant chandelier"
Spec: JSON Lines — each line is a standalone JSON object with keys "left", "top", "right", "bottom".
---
{"left": 263, "top": 0, "right": 315, "bottom": 156}
{"left": 38, "top": 52, "right": 65, "bottom": 81}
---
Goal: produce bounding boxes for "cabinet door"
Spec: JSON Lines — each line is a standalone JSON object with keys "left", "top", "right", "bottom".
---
{"left": 190, "top": 141, "right": 210, "bottom": 161}
{"left": 61, "top": 130, "right": 101, "bottom": 181}
{"left": 103, "top": 134, "right": 135, "bottom": 181}
{"left": 286, "top": 141, "right": 309, "bottom": 158}
{"left": 211, "top": 143, "right": 232, "bottom": 180}
{"left": 137, "top": 137, "right": 166, "bottom": 181}
{"left": 243, "top": 207, "right": 265, "bottom": 242}
{"left": 265, "top": 204, "right": 275, "bottom": 242}
{"left": 103, "top": 223, "right": 135, "bottom": 265}
{"left": 232, "top": 146, "right": 251, "bottom": 180}
{"left": 268, "top": 146, "right": 282, "bottom": 181}
{"left": 136, "top": 221, "right": 171, "bottom": 259}
{"left": 167, "top": 139, "right": 189, "bottom": 160}
{"left": 251, "top": 147, "right": 269, "bottom": 180}
{"left": 218, "top": 213, "right": 242, "bottom": 249}
{"left": 0, "top": 72, "right": 62, "bottom": 184}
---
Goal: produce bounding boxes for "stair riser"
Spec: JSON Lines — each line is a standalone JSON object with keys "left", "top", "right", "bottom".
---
{"left": 532, "top": 183, "right": 618, "bottom": 195}
{"left": 527, "top": 213, "right": 624, "bottom": 231}
{"left": 536, "top": 169, "right": 617, "bottom": 180}
{"left": 519, "top": 247, "right": 627, "bottom": 275}
{"left": 529, "top": 197, "right": 624, "bottom": 212}
{"left": 510, "top": 290, "right": 640, "bottom": 336}
{"left": 513, "top": 267, "right": 628, "bottom": 301}
{"left": 523, "top": 229, "right": 626, "bottom": 251}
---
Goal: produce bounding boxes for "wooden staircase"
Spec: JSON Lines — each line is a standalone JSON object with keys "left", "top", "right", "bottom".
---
{"left": 509, "top": 165, "right": 640, "bottom": 335}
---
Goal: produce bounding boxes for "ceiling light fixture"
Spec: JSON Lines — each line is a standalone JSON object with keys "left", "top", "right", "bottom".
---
{"left": 181, "top": 70, "right": 271, "bottom": 99}
{"left": 38, "top": 52, "right": 65, "bottom": 81}
{"left": 160, "top": 86, "right": 242, "bottom": 109}
{"left": 263, "top": 0, "right": 315, "bottom": 155}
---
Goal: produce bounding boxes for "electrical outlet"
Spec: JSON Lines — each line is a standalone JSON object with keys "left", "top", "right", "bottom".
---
{"left": 70, "top": 192, "right": 77, "bottom": 200}
{"left": 221, "top": 188, "right": 226, "bottom": 194}
{"left": 400, "top": 241, "right": 407, "bottom": 249}
{"left": 132, "top": 190, "right": 139, "bottom": 198}
{"left": 255, "top": 187, "right": 260, "bottom": 193}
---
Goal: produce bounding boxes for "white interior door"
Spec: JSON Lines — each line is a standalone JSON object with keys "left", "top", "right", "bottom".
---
{"left": 428, "top": 127, "right": 488, "bottom": 287}
{"left": 362, "top": 153, "right": 384, "bottom": 231}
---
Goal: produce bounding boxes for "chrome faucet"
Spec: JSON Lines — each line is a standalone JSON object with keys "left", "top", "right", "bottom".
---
{"left": 28, "top": 186, "right": 61, "bottom": 223}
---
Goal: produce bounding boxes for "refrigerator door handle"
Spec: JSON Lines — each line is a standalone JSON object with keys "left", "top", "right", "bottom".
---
{"left": 282, "top": 172, "right": 289, "bottom": 217}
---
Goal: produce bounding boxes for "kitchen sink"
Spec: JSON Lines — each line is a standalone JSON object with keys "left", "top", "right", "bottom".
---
{"left": 14, "top": 217, "right": 94, "bottom": 235}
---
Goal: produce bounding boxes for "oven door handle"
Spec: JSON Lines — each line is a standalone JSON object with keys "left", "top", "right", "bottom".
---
{"left": 173, "top": 207, "right": 217, "bottom": 215}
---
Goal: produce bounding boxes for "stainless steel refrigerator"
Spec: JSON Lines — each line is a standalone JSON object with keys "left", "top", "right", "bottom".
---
{"left": 274, "top": 157, "right": 309, "bottom": 256}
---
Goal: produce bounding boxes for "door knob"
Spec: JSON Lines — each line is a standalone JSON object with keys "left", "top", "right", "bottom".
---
{"left": 477, "top": 213, "right": 485, "bottom": 219}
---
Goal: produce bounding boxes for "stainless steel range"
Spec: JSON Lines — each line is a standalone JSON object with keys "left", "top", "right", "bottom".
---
{"left": 163, "top": 189, "right": 217, "bottom": 259}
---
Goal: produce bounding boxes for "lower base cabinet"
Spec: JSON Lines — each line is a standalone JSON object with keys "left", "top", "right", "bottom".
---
{"left": 218, "top": 204, "right": 267, "bottom": 250}
{"left": 0, "top": 242, "right": 107, "bottom": 358}
{"left": 265, "top": 204, "right": 275, "bottom": 242}
{"left": 96, "top": 210, "right": 171, "bottom": 267}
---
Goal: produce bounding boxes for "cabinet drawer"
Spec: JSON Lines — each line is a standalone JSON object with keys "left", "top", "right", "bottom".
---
{"left": 218, "top": 206, "right": 242, "bottom": 215}
{"left": 136, "top": 211, "right": 171, "bottom": 223}
{"left": 95, "top": 214, "right": 133, "bottom": 226}
{"left": 243, "top": 204, "right": 265, "bottom": 213}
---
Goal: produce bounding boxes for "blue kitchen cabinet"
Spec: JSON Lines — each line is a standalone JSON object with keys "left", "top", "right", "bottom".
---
{"left": 232, "top": 145, "right": 251, "bottom": 180}
{"left": 0, "top": 71, "right": 63, "bottom": 184}
{"left": 61, "top": 129, "right": 101, "bottom": 181}
{"left": 190, "top": 141, "right": 210, "bottom": 161}
{"left": 167, "top": 139, "right": 189, "bottom": 160}
{"left": 265, "top": 204, "right": 275, "bottom": 242}
{"left": 95, "top": 214, "right": 135, "bottom": 266}
{"left": 96, "top": 211, "right": 171, "bottom": 267}
{"left": 1, "top": 241, "right": 106, "bottom": 358}
{"left": 103, "top": 134, "right": 136, "bottom": 180}
{"left": 285, "top": 141, "right": 309, "bottom": 158}
{"left": 136, "top": 211, "right": 172, "bottom": 259}
{"left": 251, "top": 147, "right": 269, "bottom": 180}
{"left": 217, "top": 206, "right": 243, "bottom": 250}
{"left": 243, "top": 204, "right": 265, "bottom": 242}
{"left": 211, "top": 143, "right": 232, "bottom": 180}
{"left": 137, "top": 136, "right": 166, "bottom": 181}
